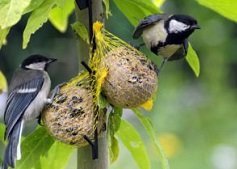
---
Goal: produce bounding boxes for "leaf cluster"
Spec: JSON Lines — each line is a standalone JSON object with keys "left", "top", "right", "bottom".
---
{"left": 1, "top": 0, "right": 237, "bottom": 169}
{"left": 0, "top": 0, "right": 74, "bottom": 49}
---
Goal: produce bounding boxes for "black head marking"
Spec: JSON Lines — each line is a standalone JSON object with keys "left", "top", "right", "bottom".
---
{"left": 170, "top": 14, "right": 198, "bottom": 27}
{"left": 165, "top": 14, "right": 200, "bottom": 44}
{"left": 21, "top": 54, "right": 57, "bottom": 70}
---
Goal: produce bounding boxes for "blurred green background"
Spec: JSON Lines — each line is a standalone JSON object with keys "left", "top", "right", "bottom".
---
{"left": 1, "top": 0, "right": 237, "bottom": 169}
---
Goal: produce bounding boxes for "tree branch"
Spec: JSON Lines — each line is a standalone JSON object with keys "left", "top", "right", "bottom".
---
{"left": 75, "top": 1, "right": 108, "bottom": 169}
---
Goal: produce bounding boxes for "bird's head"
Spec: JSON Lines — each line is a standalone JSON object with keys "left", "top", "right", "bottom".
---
{"left": 165, "top": 14, "right": 200, "bottom": 43}
{"left": 21, "top": 55, "right": 57, "bottom": 71}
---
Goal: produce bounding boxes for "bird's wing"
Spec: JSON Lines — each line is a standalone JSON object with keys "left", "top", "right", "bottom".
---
{"left": 133, "top": 14, "right": 169, "bottom": 39}
{"left": 4, "top": 74, "right": 44, "bottom": 140}
{"left": 168, "top": 39, "right": 189, "bottom": 61}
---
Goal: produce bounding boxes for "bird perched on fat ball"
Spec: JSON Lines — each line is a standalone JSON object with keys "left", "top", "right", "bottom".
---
{"left": 2, "top": 55, "right": 57, "bottom": 169}
{"left": 133, "top": 14, "right": 200, "bottom": 70}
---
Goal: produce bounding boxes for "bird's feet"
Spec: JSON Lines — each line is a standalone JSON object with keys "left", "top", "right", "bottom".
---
{"left": 47, "top": 83, "right": 65, "bottom": 104}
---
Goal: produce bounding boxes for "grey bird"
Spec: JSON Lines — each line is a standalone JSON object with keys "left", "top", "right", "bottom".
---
{"left": 133, "top": 14, "right": 200, "bottom": 69}
{"left": 2, "top": 55, "right": 57, "bottom": 169}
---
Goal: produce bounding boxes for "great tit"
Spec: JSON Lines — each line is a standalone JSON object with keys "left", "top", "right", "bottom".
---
{"left": 133, "top": 14, "right": 200, "bottom": 69}
{"left": 0, "top": 71, "right": 8, "bottom": 122}
{"left": 2, "top": 55, "right": 56, "bottom": 169}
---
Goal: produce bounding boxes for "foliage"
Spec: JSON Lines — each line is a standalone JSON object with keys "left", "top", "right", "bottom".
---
{"left": 133, "top": 109, "right": 170, "bottom": 169}
{"left": 72, "top": 21, "right": 89, "bottom": 44}
{"left": 0, "top": 0, "right": 31, "bottom": 29}
{"left": 108, "top": 107, "right": 122, "bottom": 163}
{"left": 197, "top": 0, "right": 237, "bottom": 23}
{"left": 113, "top": 0, "right": 159, "bottom": 26}
{"left": 23, "top": 0, "right": 57, "bottom": 49}
{"left": 1, "top": 0, "right": 237, "bottom": 169}
{"left": 0, "top": 0, "right": 75, "bottom": 49}
{"left": 16, "top": 127, "right": 73, "bottom": 169}
{"left": 0, "top": 28, "right": 10, "bottom": 48}
{"left": 103, "top": 0, "right": 112, "bottom": 18}
{"left": 49, "top": 0, "right": 74, "bottom": 33}
{"left": 117, "top": 119, "right": 151, "bottom": 169}
{"left": 16, "top": 127, "right": 55, "bottom": 169}
{"left": 0, "top": 124, "right": 4, "bottom": 143}
{"left": 40, "top": 142, "right": 73, "bottom": 169}
{"left": 185, "top": 44, "right": 200, "bottom": 77}
{"left": 0, "top": 71, "right": 7, "bottom": 92}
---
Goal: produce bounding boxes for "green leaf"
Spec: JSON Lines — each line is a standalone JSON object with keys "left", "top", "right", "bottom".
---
{"left": 22, "top": 0, "right": 56, "bottom": 49}
{"left": 98, "top": 95, "right": 109, "bottom": 108}
{"left": 54, "top": 0, "right": 65, "bottom": 7}
{"left": 16, "top": 127, "right": 55, "bottom": 169}
{"left": 117, "top": 119, "right": 151, "bottom": 169}
{"left": 0, "top": 0, "right": 31, "bottom": 29}
{"left": 71, "top": 21, "right": 89, "bottom": 44}
{"left": 103, "top": 0, "right": 112, "bottom": 18}
{"left": 0, "top": 123, "right": 5, "bottom": 142}
{"left": 133, "top": 108, "right": 170, "bottom": 169}
{"left": 49, "top": 0, "right": 74, "bottom": 32}
{"left": 0, "top": 27, "right": 10, "bottom": 49}
{"left": 113, "top": 0, "right": 159, "bottom": 26}
{"left": 40, "top": 141, "right": 73, "bottom": 169}
{"left": 197, "top": 0, "right": 237, "bottom": 23}
{"left": 23, "top": 0, "right": 46, "bottom": 14}
{"left": 109, "top": 107, "right": 123, "bottom": 135}
{"left": 186, "top": 44, "right": 200, "bottom": 77}
{"left": 109, "top": 136, "right": 120, "bottom": 163}
{"left": 153, "top": 0, "right": 166, "bottom": 8}
{"left": 108, "top": 107, "right": 122, "bottom": 163}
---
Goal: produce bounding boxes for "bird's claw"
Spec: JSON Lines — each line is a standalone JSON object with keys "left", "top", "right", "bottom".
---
{"left": 47, "top": 83, "right": 65, "bottom": 104}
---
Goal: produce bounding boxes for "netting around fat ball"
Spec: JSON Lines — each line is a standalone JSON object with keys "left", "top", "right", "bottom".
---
{"left": 90, "top": 21, "right": 158, "bottom": 111}
{"left": 42, "top": 21, "right": 158, "bottom": 147}
{"left": 42, "top": 71, "right": 106, "bottom": 147}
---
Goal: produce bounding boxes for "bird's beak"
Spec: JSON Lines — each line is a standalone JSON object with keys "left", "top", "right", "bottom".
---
{"left": 48, "top": 58, "right": 57, "bottom": 64}
{"left": 191, "top": 24, "right": 201, "bottom": 30}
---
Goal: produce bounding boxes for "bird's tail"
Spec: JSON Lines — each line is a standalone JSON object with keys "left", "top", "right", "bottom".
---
{"left": 2, "top": 120, "right": 24, "bottom": 169}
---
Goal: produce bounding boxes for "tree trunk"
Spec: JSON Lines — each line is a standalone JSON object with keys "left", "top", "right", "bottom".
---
{"left": 75, "top": 1, "right": 108, "bottom": 169}
{"left": 77, "top": 132, "right": 108, "bottom": 169}
{"left": 75, "top": 0, "right": 104, "bottom": 64}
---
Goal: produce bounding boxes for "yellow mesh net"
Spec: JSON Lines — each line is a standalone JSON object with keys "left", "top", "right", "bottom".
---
{"left": 89, "top": 21, "right": 158, "bottom": 111}
{"left": 43, "top": 71, "right": 106, "bottom": 146}
{"left": 43, "top": 21, "right": 158, "bottom": 147}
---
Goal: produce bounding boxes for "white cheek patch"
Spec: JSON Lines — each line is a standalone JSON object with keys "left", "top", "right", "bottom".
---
{"left": 169, "top": 20, "right": 190, "bottom": 33}
{"left": 25, "top": 62, "right": 46, "bottom": 70}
